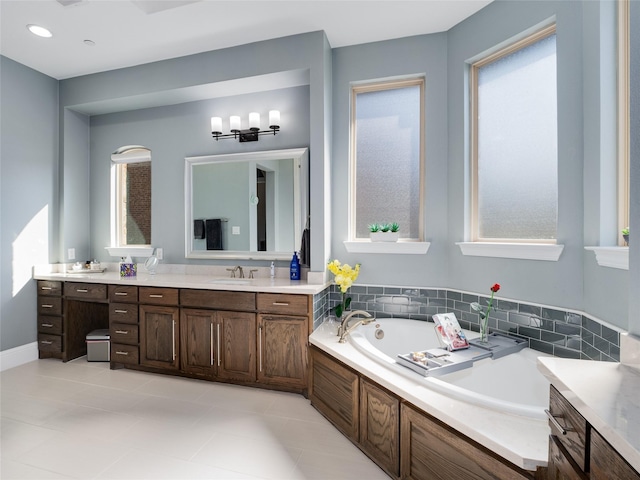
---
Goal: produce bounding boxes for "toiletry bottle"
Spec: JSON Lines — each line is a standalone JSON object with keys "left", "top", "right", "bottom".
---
{"left": 270, "top": 261, "right": 275, "bottom": 279}
{"left": 290, "top": 252, "right": 300, "bottom": 280}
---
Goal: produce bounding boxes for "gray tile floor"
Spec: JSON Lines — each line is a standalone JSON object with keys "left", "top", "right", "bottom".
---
{"left": 1, "top": 358, "right": 390, "bottom": 479}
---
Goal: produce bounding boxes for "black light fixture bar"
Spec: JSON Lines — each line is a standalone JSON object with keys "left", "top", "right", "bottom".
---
{"left": 211, "top": 111, "right": 280, "bottom": 142}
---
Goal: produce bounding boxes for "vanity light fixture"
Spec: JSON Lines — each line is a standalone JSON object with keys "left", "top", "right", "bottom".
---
{"left": 211, "top": 110, "right": 280, "bottom": 142}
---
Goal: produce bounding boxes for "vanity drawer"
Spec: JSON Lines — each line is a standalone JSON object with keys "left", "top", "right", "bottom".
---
{"left": 38, "top": 333, "right": 62, "bottom": 353}
{"left": 180, "top": 289, "right": 256, "bottom": 311}
{"left": 139, "top": 287, "right": 179, "bottom": 306}
{"left": 64, "top": 282, "right": 107, "bottom": 300}
{"left": 38, "top": 297, "right": 62, "bottom": 315}
{"left": 257, "top": 293, "right": 309, "bottom": 315}
{"left": 111, "top": 344, "right": 139, "bottom": 365}
{"left": 548, "top": 385, "right": 588, "bottom": 471}
{"left": 109, "top": 285, "right": 138, "bottom": 303}
{"left": 38, "top": 315, "right": 63, "bottom": 335}
{"left": 37, "top": 280, "right": 62, "bottom": 296}
{"left": 109, "top": 303, "right": 139, "bottom": 324}
{"left": 110, "top": 323, "right": 138, "bottom": 346}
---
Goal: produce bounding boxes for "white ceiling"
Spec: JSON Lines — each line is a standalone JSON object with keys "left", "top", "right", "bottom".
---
{"left": 0, "top": 0, "right": 492, "bottom": 80}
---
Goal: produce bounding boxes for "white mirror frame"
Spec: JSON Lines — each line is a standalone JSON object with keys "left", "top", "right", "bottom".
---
{"left": 184, "top": 147, "right": 309, "bottom": 260}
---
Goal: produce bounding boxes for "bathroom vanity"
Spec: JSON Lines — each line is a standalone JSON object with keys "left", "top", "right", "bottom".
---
{"left": 34, "top": 268, "right": 325, "bottom": 395}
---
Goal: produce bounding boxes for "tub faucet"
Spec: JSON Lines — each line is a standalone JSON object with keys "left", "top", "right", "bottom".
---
{"left": 338, "top": 310, "right": 375, "bottom": 343}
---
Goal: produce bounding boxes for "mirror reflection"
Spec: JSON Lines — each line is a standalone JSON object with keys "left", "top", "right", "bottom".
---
{"left": 185, "top": 148, "right": 309, "bottom": 260}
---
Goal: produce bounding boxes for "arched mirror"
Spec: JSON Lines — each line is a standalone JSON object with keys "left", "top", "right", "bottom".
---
{"left": 185, "top": 148, "right": 309, "bottom": 260}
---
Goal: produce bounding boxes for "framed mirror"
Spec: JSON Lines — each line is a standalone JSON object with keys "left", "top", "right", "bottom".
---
{"left": 185, "top": 148, "right": 309, "bottom": 260}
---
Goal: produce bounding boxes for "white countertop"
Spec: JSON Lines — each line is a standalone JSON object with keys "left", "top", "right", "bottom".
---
{"left": 538, "top": 356, "right": 640, "bottom": 472}
{"left": 33, "top": 264, "right": 328, "bottom": 295}
{"left": 310, "top": 322, "right": 550, "bottom": 471}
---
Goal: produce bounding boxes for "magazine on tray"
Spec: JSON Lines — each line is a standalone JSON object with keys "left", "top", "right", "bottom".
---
{"left": 432, "top": 312, "right": 470, "bottom": 351}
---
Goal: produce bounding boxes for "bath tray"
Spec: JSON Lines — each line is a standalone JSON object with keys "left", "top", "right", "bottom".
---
{"left": 397, "top": 346, "right": 491, "bottom": 377}
{"left": 468, "top": 332, "right": 527, "bottom": 359}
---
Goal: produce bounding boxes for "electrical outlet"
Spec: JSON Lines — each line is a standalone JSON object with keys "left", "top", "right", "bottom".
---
{"left": 68, "top": 248, "right": 75, "bottom": 260}
{"left": 232, "top": 226, "right": 240, "bottom": 235}
{"left": 155, "top": 248, "right": 163, "bottom": 260}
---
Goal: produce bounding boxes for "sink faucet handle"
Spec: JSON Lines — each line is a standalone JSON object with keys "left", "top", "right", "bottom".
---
{"left": 226, "top": 267, "right": 236, "bottom": 278}
{"left": 249, "top": 269, "right": 258, "bottom": 279}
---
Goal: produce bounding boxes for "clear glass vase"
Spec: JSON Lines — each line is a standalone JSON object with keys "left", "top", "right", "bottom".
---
{"left": 479, "top": 318, "right": 489, "bottom": 343}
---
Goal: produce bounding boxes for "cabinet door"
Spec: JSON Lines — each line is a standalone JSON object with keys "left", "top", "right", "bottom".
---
{"left": 216, "top": 311, "right": 256, "bottom": 382}
{"left": 180, "top": 308, "right": 216, "bottom": 377}
{"left": 591, "top": 429, "right": 640, "bottom": 480}
{"left": 360, "top": 379, "right": 399, "bottom": 477}
{"left": 400, "top": 403, "right": 531, "bottom": 480}
{"left": 257, "top": 314, "right": 308, "bottom": 390}
{"left": 547, "top": 434, "right": 587, "bottom": 480}
{"left": 309, "top": 346, "right": 359, "bottom": 443}
{"left": 140, "top": 305, "right": 179, "bottom": 370}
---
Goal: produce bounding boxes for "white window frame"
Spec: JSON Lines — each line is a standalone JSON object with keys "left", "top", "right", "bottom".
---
{"left": 617, "top": 0, "right": 630, "bottom": 246}
{"left": 107, "top": 146, "right": 153, "bottom": 258}
{"left": 344, "top": 78, "right": 429, "bottom": 255}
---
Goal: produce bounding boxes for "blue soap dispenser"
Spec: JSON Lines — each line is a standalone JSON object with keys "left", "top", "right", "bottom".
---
{"left": 290, "top": 252, "right": 300, "bottom": 280}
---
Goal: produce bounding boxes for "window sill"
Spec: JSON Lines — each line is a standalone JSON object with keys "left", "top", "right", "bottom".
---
{"left": 584, "top": 247, "right": 629, "bottom": 270}
{"left": 456, "top": 242, "right": 564, "bottom": 261}
{"left": 105, "top": 246, "right": 154, "bottom": 258}
{"left": 343, "top": 241, "right": 430, "bottom": 255}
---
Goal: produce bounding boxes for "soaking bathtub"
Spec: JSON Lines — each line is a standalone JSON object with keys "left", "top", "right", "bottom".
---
{"left": 348, "top": 317, "right": 551, "bottom": 419}
{"left": 309, "top": 317, "right": 552, "bottom": 470}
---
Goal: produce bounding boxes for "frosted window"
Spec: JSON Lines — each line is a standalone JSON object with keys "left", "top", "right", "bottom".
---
{"left": 476, "top": 34, "right": 557, "bottom": 240}
{"left": 354, "top": 84, "right": 422, "bottom": 239}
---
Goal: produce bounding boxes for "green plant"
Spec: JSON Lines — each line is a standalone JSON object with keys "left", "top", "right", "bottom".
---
{"left": 389, "top": 222, "right": 400, "bottom": 233}
{"left": 380, "top": 223, "right": 391, "bottom": 232}
{"left": 622, "top": 227, "right": 630, "bottom": 236}
{"left": 368, "top": 223, "right": 380, "bottom": 233}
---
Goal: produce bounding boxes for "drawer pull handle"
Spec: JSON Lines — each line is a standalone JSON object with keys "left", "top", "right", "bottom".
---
{"left": 41, "top": 286, "right": 53, "bottom": 290}
{"left": 545, "top": 409, "right": 567, "bottom": 435}
{"left": 114, "top": 309, "right": 128, "bottom": 314}
{"left": 115, "top": 330, "right": 129, "bottom": 335}
{"left": 41, "top": 323, "right": 54, "bottom": 328}
{"left": 273, "top": 302, "right": 290, "bottom": 306}
{"left": 115, "top": 292, "right": 128, "bottom": 296}
{"left": 115, "top": 351, "right": 129, "bottom": 356}
{"left": 41, "top": 304, "right": 54, "bottom": 308}
{"left": 149, "top": 294, "right": 164, "bottom": 298}
{"left": 76, "top": 289, "right": 88, "bottom": 293}
{"left": 41, "top": 340, "right": 53, "bottom": 345}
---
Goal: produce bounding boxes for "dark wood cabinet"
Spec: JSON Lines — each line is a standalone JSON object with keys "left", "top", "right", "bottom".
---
{"left": 257, "top": 314, "right": 308, "bottom": 390}
{"left": 360, "top": 379, "right": 399, "bottom": 477}
{"left": 140, "top": 304, "right": 179, "bottom": 370}
{"left": 216, "top": 310, "right": 256, "bottom": 382}
{"left": 547, "top": 434, "right": 587, "bottom": 480}
{"left": 181, "top": 308, "right": 217, "bottom": 378}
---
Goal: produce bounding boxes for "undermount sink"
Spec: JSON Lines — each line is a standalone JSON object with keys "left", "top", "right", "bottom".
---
{"left": 208, "top": 278, "right": 252, "bottom": 285}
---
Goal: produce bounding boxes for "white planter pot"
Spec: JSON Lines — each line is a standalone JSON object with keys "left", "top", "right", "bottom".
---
{"left": 370, "top": 231, "right": 399, "bottom": 242}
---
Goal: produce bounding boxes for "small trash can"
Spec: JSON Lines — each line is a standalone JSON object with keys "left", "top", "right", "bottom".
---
{"left": 86, "top": 329, "right": 110, "bottom": 362}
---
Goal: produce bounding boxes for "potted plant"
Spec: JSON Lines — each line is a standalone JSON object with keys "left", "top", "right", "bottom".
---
{"left": 622, "top": 227, "right": 630, "bottom": 245}
{"left": 369, "top": 222, "right": 399, "bottom": 242}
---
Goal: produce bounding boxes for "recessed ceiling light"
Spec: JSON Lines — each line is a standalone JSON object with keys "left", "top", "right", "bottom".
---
{"left": 27, "top": 24, "right": 53, "bottom": 38}
{"left": 83, "top": 39, "right": 95, "bottom": 46}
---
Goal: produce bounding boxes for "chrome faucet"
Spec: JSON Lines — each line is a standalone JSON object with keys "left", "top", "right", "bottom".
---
{"left": 338, "top": 310, "right": 375, "bottom": 343}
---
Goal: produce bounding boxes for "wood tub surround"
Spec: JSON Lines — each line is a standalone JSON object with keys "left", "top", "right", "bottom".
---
{"left": 35, "top": 279, "right": 313, "bottom": 395}
{"left": 309, "top": 345, "right": 545, "bottom": 480}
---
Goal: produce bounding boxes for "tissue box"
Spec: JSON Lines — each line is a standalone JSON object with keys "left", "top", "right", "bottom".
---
{"left": 120, "top": 263, "right": 137, "bottom": 277}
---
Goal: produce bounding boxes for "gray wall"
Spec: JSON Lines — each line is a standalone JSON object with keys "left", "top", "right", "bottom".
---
{"left": 89, "top": 86, "right": 310, "bottom": 262}
{"left": 629, "top": 0, "right": 640, "bottom": 336}
{"left": 0, "top": 57, "right": 58, "bottom": 350}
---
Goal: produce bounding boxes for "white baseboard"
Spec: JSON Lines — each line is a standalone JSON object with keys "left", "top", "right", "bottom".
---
{"left": 0, "top": 342, "right": 38, "bottom": 372}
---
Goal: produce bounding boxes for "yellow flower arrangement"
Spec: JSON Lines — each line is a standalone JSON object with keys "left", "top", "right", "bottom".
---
{"left": 327, "top": 259, "right": 361, "bottom": 319}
